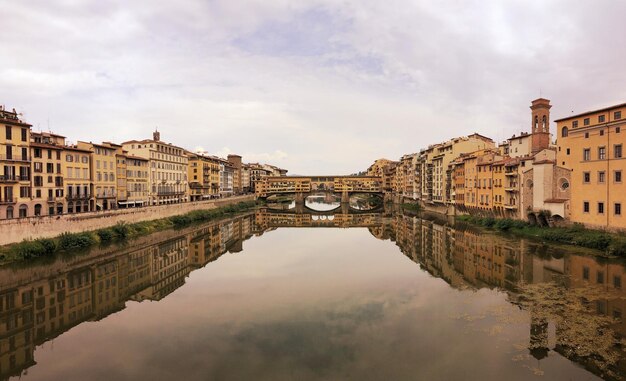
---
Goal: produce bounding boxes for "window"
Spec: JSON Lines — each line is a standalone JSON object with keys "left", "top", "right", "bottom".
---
{"left": 599, "top": 171, "right": 605, "bottom": 183}
{"left": 583, "top": 201, "right": 590, "bottom": 213}
{"left": 6, "top": 126, "right": 13, "bottom": 140}
{"left": 616, "top": 111, "right": 622, "bottom": 120}
{"left": 566, "top": 148, "right": 570, "bottom": 155}
{"left": 598, "top": 271, "right": 605, "bottom": 284}
{"left": 583, "top": 172, "right": 591, "bottom": 183}
{"left": 616, "top": 203, "right": 622, "bottom": 216}
{"left": 598, "top": 202, "right": 605, "bottom": 214}
{"left": 615, "top": 144, "right": 622, "bottom": 158}
{"left": 615, "top": 275, "right": 622, "bottom": 289}
{"left": 573, "top": 120, "right": 579, "bottom": 128}
{"left": 584, "top": 118, "right": 590, "bottom": 126}
{"left": 616, "top": 171, "right": 623, "bottom": 183}
{"left": 34, "top": 148, "right": 42, "bottom": 158}
{"left": 583, "top": 148, "right": 591, "bottom": 161}
{"left": 599, "top": 147, "right": 606, "bottom": 160}
{"left": 599, "top": 115, "right": 606, "bottom": 123}
{"left": 600, "top": 129, "right": 604, "bottom": 136}
{"left": 583, "top": 266, "right": 590, "bottom": 280}
{"left": 21, "top": 128, "right": 27, "bottom": 141}
{"left": 585, "top": 132, "right": 589, "bottom": 138}
{"left": 561, "top": 127, "right": 568, "bottom": 137}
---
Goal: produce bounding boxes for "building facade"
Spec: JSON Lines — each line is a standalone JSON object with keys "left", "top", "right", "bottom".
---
{"left": 0, "top": 106, "right": 32, "bottom": 219}
{"left": 122, "top": 131, "right": 189, "bottom": 205}
{"left": 556, "top": 102, "right": 626, "bottom": 230}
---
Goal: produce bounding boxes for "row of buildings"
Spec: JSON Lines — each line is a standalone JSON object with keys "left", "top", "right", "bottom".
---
{"left": 368, "top": 98, "right": 626, "bottom": 231}
{"left": 0, "top": 106, "right": 287, "bottom": 220}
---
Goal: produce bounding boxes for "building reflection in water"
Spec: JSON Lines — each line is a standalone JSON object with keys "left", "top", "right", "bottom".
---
{"left": 0, "top": 208, "right": 625, "bottom": 380}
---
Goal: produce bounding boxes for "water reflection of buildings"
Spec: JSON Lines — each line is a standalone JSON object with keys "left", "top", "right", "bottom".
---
{"left": 0, "top": 213, "right": 259, "bottom": 380}
{"left": 1, "top": 211, "right": 626, "bottom": 380}
{"left": 377, "top": 214, "right": 626, "bottom": 380}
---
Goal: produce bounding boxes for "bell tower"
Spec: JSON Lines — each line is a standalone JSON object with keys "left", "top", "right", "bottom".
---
{"left": 530, "top": 98, "right": 551, "bottom": 153}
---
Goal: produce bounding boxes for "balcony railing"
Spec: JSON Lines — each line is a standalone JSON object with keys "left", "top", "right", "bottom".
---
{"left": 0, "top": 154, "right": 30, "bottom": 162}
{"left": 67, "top": 194, "right": 92, "bottom": 200}
{"left": 0, "top": 198, "right": 16, "bottom": 204}
{"left": 157, "top": 191, "right": 185, "bottom": 196}
{"left": 0, "top": 175, "right": 29, "bottom": 182}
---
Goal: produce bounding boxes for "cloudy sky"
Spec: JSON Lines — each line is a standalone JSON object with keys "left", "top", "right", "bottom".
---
{"left": 2, "top": 1, "right": 625, "bottom": 174}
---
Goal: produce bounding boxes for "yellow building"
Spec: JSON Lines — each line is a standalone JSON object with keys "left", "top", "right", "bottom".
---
{"left": 116, "top": 150, "right": 128, "bottom": 207}
{"left": 30, "top": 132, "right": 66, "bottom": 216}
{"left": 63, "top": 145, "right": 93, "bottom": 213}
{"left": 125, "top": 154, "right": 149, "bottom": 207}
{"left": 0, "top": 106, "right": 32, "bottom": 219}
{"left": 77, "top": 141, "right": 120, "bottom": 211}
{"left": 418, "top": 134, "right": 495, "bottom": 205}
{"left": 122, "top": 131, "right": 189, "bottom": 205}
{"left": 492, "top": 159, "right": 506, "bottom": 214}
{"left": 187, "top": 152, "right": 213, "bottom": 201}
{"left": 556, "top": 102, "right": 626, "bottom": 230}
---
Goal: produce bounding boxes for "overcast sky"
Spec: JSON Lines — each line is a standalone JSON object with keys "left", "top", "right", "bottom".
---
{"left": 2, "top": 1, "right": 625, "bottom": 174}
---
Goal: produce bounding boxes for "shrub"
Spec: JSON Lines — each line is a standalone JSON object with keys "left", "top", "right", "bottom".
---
{"left": 112, "top": 222, "right": 131, "bottom": 238}
{"left": 609, "top": 238, "right": 626, "bottom": 256}
{"left": 58, "top": 232, "right": 96, "bottom": 250}
{"left": 35, "top": 238, "right": 56, "bottom": 254}
{"left": 97, "top": 228, "right": 115, "bottom": 242}
{"left": 11, "top": 240, "right": 46, "bottom": 259}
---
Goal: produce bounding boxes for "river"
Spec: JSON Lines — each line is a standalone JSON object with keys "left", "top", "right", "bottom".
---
{"left": 0, "top": 206, "right": 623, "bottom": 380}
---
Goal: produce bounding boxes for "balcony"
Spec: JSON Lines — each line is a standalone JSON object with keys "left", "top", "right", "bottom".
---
{"left": 0, "top": 175, "right": 29, "bottom": 182}
{"left": 504, "top": 204, "right": 517, "bottom": 210}
{"left": 157, "top": 191, "right": 185, "bottom": 196}
{"left": 505, "top": 172, "right": 518, "bottom": 177}
{"left": 0, "top": 198, "right": 16, "bottom": 205}
{"left": 67, "top": 194, "right": 92, "bottom": 201}
{"left": 0, "top": 154, "right": 31, "bottom": 162}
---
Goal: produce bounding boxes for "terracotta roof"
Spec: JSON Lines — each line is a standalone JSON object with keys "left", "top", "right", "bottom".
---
{"left": 554, "top": 102, "right": 626, "bottom": 122}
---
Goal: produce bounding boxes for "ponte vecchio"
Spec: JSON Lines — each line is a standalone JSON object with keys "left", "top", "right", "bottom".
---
{"left": 255, "top": 175, "right": 384, "bottom": 203}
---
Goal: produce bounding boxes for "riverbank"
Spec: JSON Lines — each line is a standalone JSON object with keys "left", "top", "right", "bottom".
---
{"left": 0, "top": 200, "right": 259, "bottom": 264}
{"left": 456, "top": 215, "right": 626, "bottom": 256}
{"left": 0, "top": 194, "right": 255, "bottom": 245}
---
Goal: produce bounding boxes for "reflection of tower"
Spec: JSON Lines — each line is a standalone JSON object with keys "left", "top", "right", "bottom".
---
{"left": 529, "top": 310, "right": 549, "bottom": 361}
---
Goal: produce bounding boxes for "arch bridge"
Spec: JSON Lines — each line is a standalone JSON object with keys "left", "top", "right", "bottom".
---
{"left": 255, "top": 175, "right": 384, "bottom": 205}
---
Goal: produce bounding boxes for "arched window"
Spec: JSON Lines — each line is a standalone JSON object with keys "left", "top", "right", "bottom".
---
{"left": 534, "top": 116, "right": 539, "bottom": 131}
{"left": 561, "top": 127, "right": 568, "bottom": 137}
{"left": 34, "top": 204, "right": 42, "bottom": 216}
{"left": 542, "top": 115, "right": 547, "bottom": 131}
{"left": 6, "top": 206, "right": 14, "bottom": 219}
{"left": 18, "top": 204, "right": 28, "bottom": 218}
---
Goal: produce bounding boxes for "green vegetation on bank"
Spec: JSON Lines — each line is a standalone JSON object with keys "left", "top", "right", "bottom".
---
{"left": 0, "top": 200, "right": 258, "bottom": 264}
{"left": 457, "top": 215, "right": 626, "bottom": 256}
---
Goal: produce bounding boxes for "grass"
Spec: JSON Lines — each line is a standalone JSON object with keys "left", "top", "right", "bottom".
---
{"left": 0, "top": 200, "right": 259, "bottom": 264}
{"left": 456, "top": 215, "right": 626, "bottom": 256}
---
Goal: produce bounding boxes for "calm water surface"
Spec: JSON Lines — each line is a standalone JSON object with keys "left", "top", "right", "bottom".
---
{"left": 1, "top": 206, "right": 624, "bottom": 380}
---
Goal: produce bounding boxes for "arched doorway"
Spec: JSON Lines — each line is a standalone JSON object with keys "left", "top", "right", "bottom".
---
{"left": 18, "top": 204, "right": 28, "bottom": 218}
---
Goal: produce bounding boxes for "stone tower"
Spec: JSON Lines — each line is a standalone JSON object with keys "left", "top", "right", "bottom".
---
{"left": 530, "top": 98, "right": 551, "bottom": 153}
{"left": 153, "top": 129, "right": 160, "bottom": 142}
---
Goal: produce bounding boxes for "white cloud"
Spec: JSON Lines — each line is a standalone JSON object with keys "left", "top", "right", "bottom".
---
{"left": 1, "top": 0, "right": 625, "bottom": 173}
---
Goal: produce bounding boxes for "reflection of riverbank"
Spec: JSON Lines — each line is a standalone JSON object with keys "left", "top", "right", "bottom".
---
{"left": 379, "top": 214, "right": 626, "bottom": 380}
{"left": 0, "top": 209, "right": 624, "bottom": 380}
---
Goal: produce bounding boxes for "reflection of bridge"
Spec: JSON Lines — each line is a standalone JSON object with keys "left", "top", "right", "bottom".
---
{"left": 255, "top": 208, "right": 383, "bottom": 228}
{"left": 255, "top": 176, "right": 384, "bottom": 205}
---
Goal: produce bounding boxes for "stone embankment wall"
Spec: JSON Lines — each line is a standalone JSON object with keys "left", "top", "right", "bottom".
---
{"left": 0, "top": 195, "right": 255, "bottom": 245}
